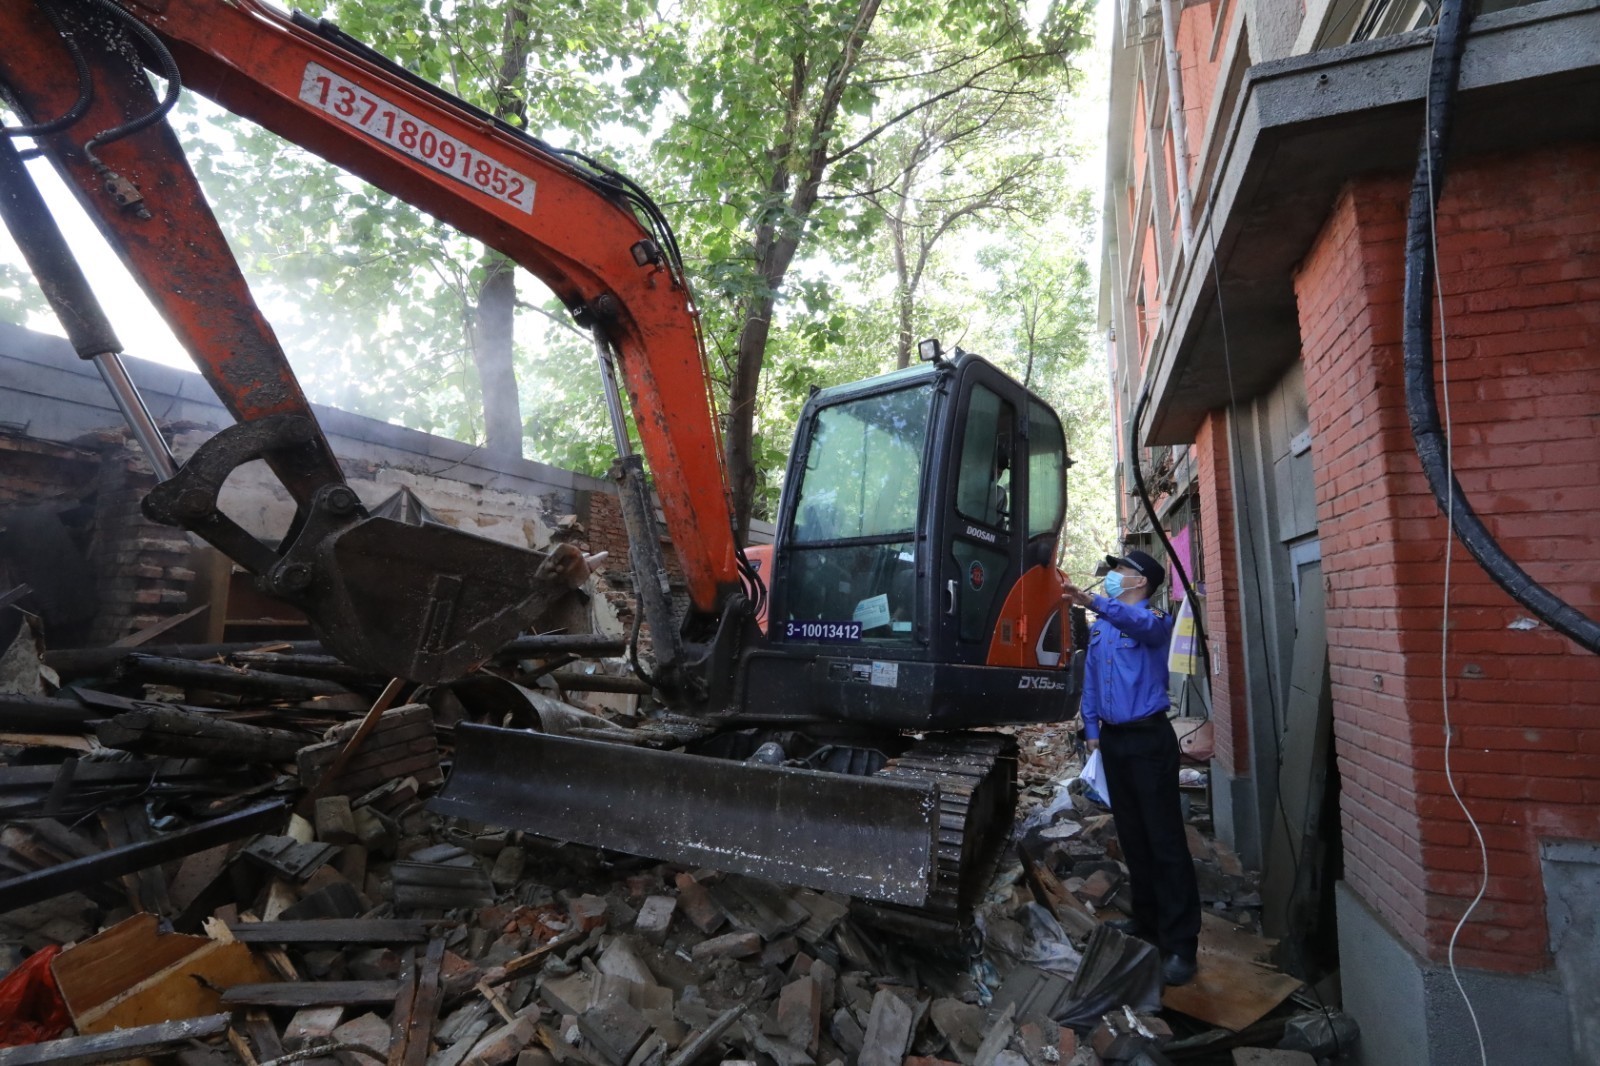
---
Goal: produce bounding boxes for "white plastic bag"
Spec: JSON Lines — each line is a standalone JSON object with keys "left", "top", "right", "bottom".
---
{"left": 1080, "top": 747, "right": 1111, "bottom": 808}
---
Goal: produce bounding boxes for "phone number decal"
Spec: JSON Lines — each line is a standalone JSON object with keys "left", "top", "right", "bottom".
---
{"left": 300, "top": 63, "right": 535, "bottom": 214}
{"left": 783, "top": 620, "right": 862, "bottom": 643}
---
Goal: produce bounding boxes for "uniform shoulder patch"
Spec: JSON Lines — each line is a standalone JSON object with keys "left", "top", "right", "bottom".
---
{"left": 1150, "top": 608, "right": 1166, "bottom": 618}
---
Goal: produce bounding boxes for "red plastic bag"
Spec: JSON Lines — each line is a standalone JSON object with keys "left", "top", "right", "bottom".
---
{"left": 0, "top": 945, "right": 72, "bottom": 1047}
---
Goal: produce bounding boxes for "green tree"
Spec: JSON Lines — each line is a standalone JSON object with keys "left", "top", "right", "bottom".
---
{"left": 0, "top": 261, "right": 45, "bottom": 325}
{"left": 650, "top": 0, "right": 1094, "bottom": 542}
{"left": 183, "top": 0, "right": 656, "bottom": 458}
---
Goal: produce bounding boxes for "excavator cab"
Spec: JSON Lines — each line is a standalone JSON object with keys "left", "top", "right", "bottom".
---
{"left": 741, "top": 346, "right": 1075, "bottom": 729}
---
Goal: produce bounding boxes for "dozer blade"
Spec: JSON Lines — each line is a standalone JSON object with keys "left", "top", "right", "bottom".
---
{"left": 433, "top": 723, "right": 941, "bottom": 906}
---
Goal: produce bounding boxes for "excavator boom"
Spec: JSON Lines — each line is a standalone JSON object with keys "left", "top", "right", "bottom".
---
{"left": 0, "top": 0, "right": 741, "bottom": 678}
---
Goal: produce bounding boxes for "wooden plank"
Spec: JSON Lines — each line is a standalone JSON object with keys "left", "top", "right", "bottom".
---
{"left": 95, "top": 704, "right": 307, "bottom": 762}
{"left": 0, "top": 1013, "right": 229, "bottom": 1066}
{"left": 0, "top": 693, "right": 100, "bottom": 733}
{"left": 387, "top": 948, "right": 420, "bottom": 1066}
{"left": 110, "top": 605, "right": 209, "bottom": 648}
{"left": 226, "top": 919, "right": 431, "bottom": 944}
{"left": 51, "top": 912, "right": 275, "bottom": 1034}
{"left": 52, "top": 913, "right": 204, "bottom": 1017}
{"left": 0, "top": 758, "right": 214, "bottom": 791}
{"left": 399, "top": 939, "right": 446, "bottom": 1066}
{"left": 220, "top": 981, "right": 403, "bottom": 1008}
{"left": 482, "top": 929, "right": 585, "bottom": 988}
{"left": 1159, "top": 912, "right": 1303, "bottom": 1031}
{"left": 242, "top": 1010, "right": 285, "bottom": 1063}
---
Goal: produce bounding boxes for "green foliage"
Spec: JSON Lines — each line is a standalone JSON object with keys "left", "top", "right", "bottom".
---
{"left": 0, "top": 261, "right": 47, "bottom": 325}
{"left": 167, "top": 0, "right": 1112, "bottom": 562}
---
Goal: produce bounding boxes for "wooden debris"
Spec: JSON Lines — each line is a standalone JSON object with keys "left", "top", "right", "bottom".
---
{"left": 94, "top": 704, "right": 306, "bottom": 762}
{"left": 221, "top": 981, "right": 404, "bottom": 1008}
{"left": 51, "top": 913, "right": 274, "bottom": 1034}
{"left": 0, "top": 1012, "right": 230, "bottom": 1066}
{"left": 1159, "top": 913, "right": 1304, "bottom": 1031}
{"left": 114, "top": 654, "right": 353, "bottom": 700}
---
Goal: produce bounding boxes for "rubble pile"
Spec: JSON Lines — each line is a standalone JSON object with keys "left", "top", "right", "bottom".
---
{"left": 0, "top": 611, "right": 1350, "bottom": 1066}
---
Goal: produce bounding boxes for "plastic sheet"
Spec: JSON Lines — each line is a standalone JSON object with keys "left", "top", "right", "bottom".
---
{"left": 979, "top": 902, "right": 1083, "bottom": 980}
{"left": 0, "top": 945, "right": 72, "bottom": 1047}
{"left": 1079, "top": 748, "right": 1111, "bottom": 808}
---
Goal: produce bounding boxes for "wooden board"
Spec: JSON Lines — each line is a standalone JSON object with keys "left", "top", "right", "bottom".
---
{"left": 51, "top": 913, "right": 275, "bottom": 1034}
{"left": 220, "top": 981, "right": 403, "bottom": 1007}
{"left": 1160, "top": 913, "right": 1302, "bottom": 1031}
{"left": 0, "top": 1013, "right": 229, "bottom": 1066}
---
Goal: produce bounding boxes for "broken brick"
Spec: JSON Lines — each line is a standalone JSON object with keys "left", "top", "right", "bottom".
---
{"left": 776, "top": 976, "right": 822, "bottom": 1055}
{"left": 690, "top": 931, "right": 760, "bottom": 961}
{"left": 674, "top": 872, "right": 726, "bottom": 935}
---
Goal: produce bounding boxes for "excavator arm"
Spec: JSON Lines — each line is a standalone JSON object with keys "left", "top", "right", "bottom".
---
{"left": 0, "top": 0, "right": 743, "bottom": 680}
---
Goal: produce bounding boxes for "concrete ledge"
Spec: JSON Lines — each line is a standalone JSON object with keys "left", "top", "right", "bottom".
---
{"left": 1335, "top": 880, "right": 1571, "bottom": 1065}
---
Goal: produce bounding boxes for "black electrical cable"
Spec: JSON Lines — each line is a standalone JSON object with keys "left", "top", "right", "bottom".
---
{"left": 1126, "top": 385, "right": 1211, "bottom": 682}
{"left": 0, "top": 0, "right": 93, "bottom": 138}
{"left": 1401, "top": 0, "right": 1600, "bottom": 656}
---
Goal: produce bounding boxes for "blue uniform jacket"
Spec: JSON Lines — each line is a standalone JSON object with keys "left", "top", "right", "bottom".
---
{"left": 1080, "top": 595, "right": 1175, "bottom": 740}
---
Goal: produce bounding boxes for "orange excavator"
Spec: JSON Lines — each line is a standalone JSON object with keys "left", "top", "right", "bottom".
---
{"left": 0, "top": 0, "right": 1082, "bottom": 935}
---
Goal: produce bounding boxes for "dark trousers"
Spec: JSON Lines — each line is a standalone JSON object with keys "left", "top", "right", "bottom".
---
{"left": 1099, "top": 714, "right": 1201, "bottom": 961}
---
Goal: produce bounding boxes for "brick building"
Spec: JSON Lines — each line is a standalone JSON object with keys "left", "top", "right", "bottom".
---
{"left": 1099, "top": 1, "right": 1598, "bottom": 1062}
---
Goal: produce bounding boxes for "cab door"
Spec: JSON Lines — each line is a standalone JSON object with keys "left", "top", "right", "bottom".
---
{"left": 935, "top": 365, "right": 1025, "bottom": 665}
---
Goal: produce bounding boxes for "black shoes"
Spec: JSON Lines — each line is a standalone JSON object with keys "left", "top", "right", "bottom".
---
{"left": 1161, "top": 952, "right": 1198, "bottom": 986}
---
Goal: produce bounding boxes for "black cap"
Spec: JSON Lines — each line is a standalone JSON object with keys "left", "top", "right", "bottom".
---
{"left": 1107, "top": 549, "right": 1165, "bottom": 590}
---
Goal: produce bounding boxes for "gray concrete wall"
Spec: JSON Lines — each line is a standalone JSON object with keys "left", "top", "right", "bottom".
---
{"left": 1542, "top": 840, "right": 1600, "bottom": 1062}
{"left": 1336, "top": 881, "right": 1573, "bottom": 1065}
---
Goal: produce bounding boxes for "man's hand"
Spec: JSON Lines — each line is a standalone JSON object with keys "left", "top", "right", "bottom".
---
{"left": 1085, "top": 738, "right": 1099, "bottom": 753}
{"left": 1062, "top": 583, "right": 1093, "bottom": 609}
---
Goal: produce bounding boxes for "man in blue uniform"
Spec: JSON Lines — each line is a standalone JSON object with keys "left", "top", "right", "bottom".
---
{"left": 1064, "top": 549, "right": 1201, "bottom": 986}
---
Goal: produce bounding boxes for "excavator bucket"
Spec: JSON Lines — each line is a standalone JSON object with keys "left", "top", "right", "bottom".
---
{"left": 433, "top": 724, "right": 944, "bottom": 906}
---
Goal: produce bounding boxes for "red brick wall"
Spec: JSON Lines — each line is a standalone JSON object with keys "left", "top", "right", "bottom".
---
{"left": 1175, "top": 0, "right": 1237, "bottom": 174}
{"left": 1294, "top": 142, "right": 1600, "bottom": 972}
{"left": 1194, "top": 411, "right": 1251, "bottom": 778}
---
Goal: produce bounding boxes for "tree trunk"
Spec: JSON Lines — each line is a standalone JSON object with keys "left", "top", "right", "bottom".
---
{"left": 726, "top": 291, "right": 777, "bottom": 544}
{"left": 893, "top": 224, "right": 913, "bottom": 369}
{"left": 467, "top": 1, "right": 534, "bottom": 461}
{"left": 472, "top": 255, "right": 523, "bottom": 458}
{"left": 724, "top": 0, "right": 882, "bottom": 543}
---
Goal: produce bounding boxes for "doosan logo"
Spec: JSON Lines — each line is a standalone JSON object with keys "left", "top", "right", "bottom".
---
{"left": 1017, "top": 675, "right": 1066, "bottom": 691}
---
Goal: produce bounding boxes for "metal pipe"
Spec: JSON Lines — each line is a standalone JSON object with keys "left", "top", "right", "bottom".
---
{"left": 1159, "top": 0, "right": 1197, "bottom": 249}
{"left": 593, "top": 327, "right": 633, "bottom": 457}
{"left": 94, "top": 352, "right": 179, "bottom": 479}
{"left": 0, "top": 133, "right": 177, "bottom": 479}
{"left": 592, "top": 326, "right": 681, "bottom": 682}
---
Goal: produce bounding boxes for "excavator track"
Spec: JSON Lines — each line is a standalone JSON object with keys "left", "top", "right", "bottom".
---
{"left": 854, "top": 731, "right": 1019, "bottom": 943}
{"left": 435, "top": 724, "right": 1020, "bottom": 947}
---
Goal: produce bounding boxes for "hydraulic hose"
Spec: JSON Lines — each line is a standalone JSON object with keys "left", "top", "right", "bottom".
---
{"left": 1401, "top": 0, "right": 1600, "bottom": 655}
